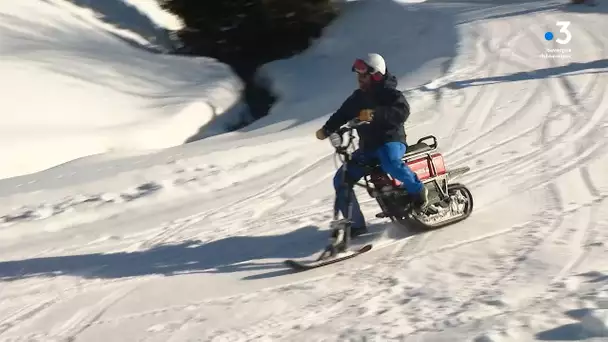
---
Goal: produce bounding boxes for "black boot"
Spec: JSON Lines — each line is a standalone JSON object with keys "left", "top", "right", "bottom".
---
{"left": 411, "top": 187, "right": 430, "bottom": 212}
{"left": 350, "top": 225, "right": 368, "bottom": 238}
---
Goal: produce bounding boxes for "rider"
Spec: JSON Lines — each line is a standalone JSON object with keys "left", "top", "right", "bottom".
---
{"left": 315, "top": 53, "right": 429, "bottom": 237}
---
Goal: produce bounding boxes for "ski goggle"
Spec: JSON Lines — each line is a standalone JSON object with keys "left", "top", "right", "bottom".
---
{"left": 351, "top": 58, "right": 374, "bottom": 74}
{"left": 351, "top": 58, "right": 383, "bottom": 81}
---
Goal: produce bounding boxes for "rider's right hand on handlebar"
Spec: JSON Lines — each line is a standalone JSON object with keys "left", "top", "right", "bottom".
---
{"left": 315, "top": 128, "right": 327, "bottom": 140}
{"left": 357, "top": 109, "right": 374, "bottom": 122}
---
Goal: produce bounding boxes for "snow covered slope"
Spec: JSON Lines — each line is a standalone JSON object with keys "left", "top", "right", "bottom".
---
{"left": 0, "top": 0, "right": 243, "bottom": 180}
{"left": 0, "top": 0, "right": 607, "bottom": 341}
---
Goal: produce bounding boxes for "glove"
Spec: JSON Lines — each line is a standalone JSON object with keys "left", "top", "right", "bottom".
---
{"left": 358, "top": 109, "right": 374, "bottom": 121}
{"left": 315, "top": 128, "right": 327, "bottom": 140}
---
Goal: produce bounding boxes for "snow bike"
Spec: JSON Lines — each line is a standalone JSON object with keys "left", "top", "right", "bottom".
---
{"left": 334, "top": 118, "right": 473, "bottom": 230}
{"left": 284, "top": 118, "right": 473, "bottom": 270}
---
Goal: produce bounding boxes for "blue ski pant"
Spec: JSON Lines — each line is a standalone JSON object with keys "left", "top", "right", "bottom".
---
{"left": 333, "top": 142, "right": 424, "bottom": 228}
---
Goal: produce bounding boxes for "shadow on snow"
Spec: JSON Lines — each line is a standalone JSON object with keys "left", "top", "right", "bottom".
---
{"left": 443, "top": 59, "right": 608, "bottom": 89}
{"left": 0, "top": 222, "right": 408, "bottom": 282}
{"left": 38, "top": 0, "right": 176, "bottom": 52}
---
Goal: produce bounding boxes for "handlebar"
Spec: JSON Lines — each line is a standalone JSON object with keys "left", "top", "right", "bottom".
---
{"left": 328, "top": 118, "right": 369, "bottom": 151}
{"left": 335, "top": 118, "right": 369, "bottom": 135}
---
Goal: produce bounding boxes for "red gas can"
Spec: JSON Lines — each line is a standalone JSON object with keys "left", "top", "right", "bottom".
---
{"left": 406, "top": 153, "right": 447, "bottom": 181}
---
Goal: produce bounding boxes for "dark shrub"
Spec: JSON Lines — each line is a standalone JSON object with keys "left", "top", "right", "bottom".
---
{"left": 159, "top": 0, "right": 338, "bottom": 73}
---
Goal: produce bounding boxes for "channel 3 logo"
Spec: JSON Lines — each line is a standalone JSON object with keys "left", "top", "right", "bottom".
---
{"left": 544, "top": 21, "right": 572, "bottom": 45}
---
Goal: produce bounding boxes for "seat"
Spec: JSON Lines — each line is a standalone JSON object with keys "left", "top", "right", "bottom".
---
{"left": 404, "top": 142, "right": 432, "bottom": 158}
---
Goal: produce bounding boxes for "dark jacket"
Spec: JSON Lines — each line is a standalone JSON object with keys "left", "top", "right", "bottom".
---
{"left": 321, "top": 71, "right": 410, "bottom": 151}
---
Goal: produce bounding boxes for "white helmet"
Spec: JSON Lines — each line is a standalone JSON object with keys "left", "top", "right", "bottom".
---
{"left": 363, "top": 53, "right": 386, "bottom": 75}
{"left": 352, "top": 53, "right": 386, "bottom": 81}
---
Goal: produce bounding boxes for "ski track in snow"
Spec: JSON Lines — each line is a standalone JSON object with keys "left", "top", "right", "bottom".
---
{"left": 1, "top": 1, "right": 608, "bottom": 341}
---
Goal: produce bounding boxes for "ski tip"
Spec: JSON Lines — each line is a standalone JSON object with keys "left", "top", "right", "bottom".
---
{"left": 359, "top": 244, "right": 373, "bottom": 252}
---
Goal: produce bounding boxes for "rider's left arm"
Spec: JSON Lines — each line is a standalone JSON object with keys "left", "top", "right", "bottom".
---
{"left": 322, "top": 91, "right": 358, "bottom": 135}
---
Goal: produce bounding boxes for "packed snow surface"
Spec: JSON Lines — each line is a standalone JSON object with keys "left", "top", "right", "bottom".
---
{"left": 1, "top": 0, "right": 607, "bottom": 341}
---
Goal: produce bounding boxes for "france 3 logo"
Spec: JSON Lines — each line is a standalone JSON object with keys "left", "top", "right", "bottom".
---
{"left": 544, "top": 21, "right": 572, "bottom": 45}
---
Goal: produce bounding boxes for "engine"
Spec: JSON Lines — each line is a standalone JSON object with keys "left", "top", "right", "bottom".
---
{"left": 369, "top": 170, "right": 393, "bottom": 189}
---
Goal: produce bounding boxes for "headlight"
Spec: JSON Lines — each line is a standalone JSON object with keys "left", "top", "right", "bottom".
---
{"left": 329, "top": 133, "right": 342, "bottom": 148}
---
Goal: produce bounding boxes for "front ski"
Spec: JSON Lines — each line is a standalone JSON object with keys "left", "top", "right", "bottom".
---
{"left": 284, "top": 244, "right": 372, "bottom": 271}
